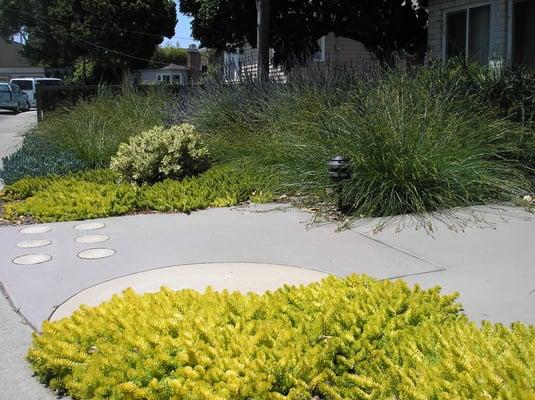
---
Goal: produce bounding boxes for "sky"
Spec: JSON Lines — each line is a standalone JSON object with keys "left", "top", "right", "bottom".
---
{"left": 162, "top": 0, "right": 200, "bottom": 48}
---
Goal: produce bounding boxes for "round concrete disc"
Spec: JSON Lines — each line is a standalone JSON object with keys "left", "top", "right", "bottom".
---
{"left": 13, "top": 254, "right": 52, "bottom": 265}
{"left": 20, "top": 226, "right": 52, "bottom": 234}
{"left": 17, "top": 239, "right": 52, "bottom": 249}
{"left": 50, "top": 263, "right": 329, "bottom": 321}
{"left": 78, "top": 248, "right": 116, "bottom": 260}
{"left": 75, "top": 235, "right": 109, "bottom": 244}
{"left": 74, "top": 222, "right": 105, "bottom": 231}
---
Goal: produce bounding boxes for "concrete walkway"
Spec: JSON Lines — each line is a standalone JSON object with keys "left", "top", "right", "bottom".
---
{"left": 0, "top": 203, "right": 534, "bottom": 398}
{"left": 1, "top": 203, "right": 534, "bottom": 327}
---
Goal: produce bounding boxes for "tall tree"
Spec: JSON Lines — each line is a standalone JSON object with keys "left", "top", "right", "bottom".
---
{"left": 0, "top": 0, "right": 177, "bottom": 81}
{"left": 180, "top": 0, "right": 427, "bottom": 67}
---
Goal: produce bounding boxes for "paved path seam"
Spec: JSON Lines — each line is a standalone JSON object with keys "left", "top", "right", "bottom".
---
{"left": 350, "top": 230, "right": 447, "bottom": 273}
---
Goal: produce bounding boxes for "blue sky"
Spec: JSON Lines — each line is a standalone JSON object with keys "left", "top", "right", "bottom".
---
{"left": 162, "top": 0, "right": 200, "bottom": 48}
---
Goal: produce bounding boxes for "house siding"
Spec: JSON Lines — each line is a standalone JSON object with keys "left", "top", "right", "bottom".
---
{"left": 323, "top": 32, "right": 376, "bottom": 67}
{"left": 427, "top": 0, "right": 510, "bottom": 61}
{"left": 223, "top": 33, "right": 376, "bottom": 82}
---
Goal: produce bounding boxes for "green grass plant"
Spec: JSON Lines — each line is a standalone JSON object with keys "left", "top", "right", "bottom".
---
{"left": 36, "top": 86, "right": 168, "bottom": 169}
{"left": 174, "top": 65, "right": 533, "bottom": 218}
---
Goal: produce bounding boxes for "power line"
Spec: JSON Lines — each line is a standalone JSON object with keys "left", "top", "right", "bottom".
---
{"left": 22, "top": 7, "right": 198, "bottom": 42}
{"left": 24, "top": 12, "right": 172, "bottom": 66}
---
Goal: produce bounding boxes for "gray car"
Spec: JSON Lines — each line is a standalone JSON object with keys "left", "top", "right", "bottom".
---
{"left": 0, "top": 83, "right": 31, "bottom": 113}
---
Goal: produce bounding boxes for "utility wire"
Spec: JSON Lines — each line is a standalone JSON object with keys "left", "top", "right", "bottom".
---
{"left": 21, "top": 7, "right": 197, "bottom": 41}
{"left": 25, "top": 12, "right": 173, "bottom": 66}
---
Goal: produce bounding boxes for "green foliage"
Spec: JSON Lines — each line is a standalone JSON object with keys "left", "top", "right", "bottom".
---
{"left": 150, "top": 46, "right": 188, "bottom": 67}
{"left": 28, "top": 275, "right": 535, "bottom": 399}
{"left": 180, "top": 0, "right": 426, "bottom": 66}
{"left": 176, "top": 65, "right": 534, "bottom": 218}
{"left": 423, "top": 59, "right": 535, "bottom": 168}
{"left": 3, "top": 179, "right": 138, "bottom": 222}
{"left": 138, "top": 165, "right": 274, "bottom": 212}
{"left": 110, "top": 124, "right": 210, "bottom": 184}
{"left": 38, "top": 87, "right": 168, "bottom": 169}
{"left": 333, "top": 73, "right": 532, "bottom": 216}
{"left": 0, "top": 133, "right": 87, "bottom": 185}
{"left": 0, "top": 169, "right": 118, "bottom": 201}
{"left": 0, "top": 0, "right": 177, "bottom": 81}
{"left": 1, "top": 165, "right": 273, "bottom": 222}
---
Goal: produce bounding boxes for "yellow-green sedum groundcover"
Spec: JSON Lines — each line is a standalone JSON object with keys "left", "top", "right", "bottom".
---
{"left": 28, "top": 275, "right": 535, "bottom": 399}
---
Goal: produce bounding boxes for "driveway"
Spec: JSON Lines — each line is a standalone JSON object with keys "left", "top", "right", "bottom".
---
{"left": 0, "top": 110, "right": 36, "bottom": 189}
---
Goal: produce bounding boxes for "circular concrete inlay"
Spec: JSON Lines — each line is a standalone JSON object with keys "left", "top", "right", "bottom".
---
{"left": 17, "top": 239, "right": 52, "bottom": 249}
{"left": 20, "top": 226, "right": 52, "bottom": 234}
{"left": 13, "top": 254, "right": 52, "bottom": 265}
{"left": 75, "top": 235, "right": 109, "bottom": 244}
{"left": 77, "top": 248, "right": 116, "bottom": 260}
{"left": 74, "top": 222, "right": 105, "bottom": 231}
{"left": 50, "top": 263, "right": 329, "bottom": 321}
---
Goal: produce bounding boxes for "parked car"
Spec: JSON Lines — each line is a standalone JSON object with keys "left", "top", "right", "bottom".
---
{"left": 9, "top": 77, "right": 64, "bottom": 108}
{"left": 0, "top": 83, "right": 31, "bottom": 113}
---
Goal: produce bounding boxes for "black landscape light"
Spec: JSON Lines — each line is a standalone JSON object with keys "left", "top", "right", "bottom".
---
{"left": 328, "top": 155, "right": 351, "bottom": 182}
{"left": 328, "top": 155, "right": 351, "bottom": 212}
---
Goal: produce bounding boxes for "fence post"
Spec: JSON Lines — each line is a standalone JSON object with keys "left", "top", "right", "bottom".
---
{"left": 36, "top": 85, "right": 43, "bottom": 121}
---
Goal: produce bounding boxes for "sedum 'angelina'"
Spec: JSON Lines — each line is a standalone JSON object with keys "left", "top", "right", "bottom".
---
{"left": 28, "top": 275, "right": 535, "bottom": 399}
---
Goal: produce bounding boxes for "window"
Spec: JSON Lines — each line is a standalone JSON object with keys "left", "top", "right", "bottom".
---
{"left": 513, "top": 0, "right": 535, "bottom": 69}
{"left": 11, "top": 80, "right": 33, "bottom": 90}
{"left": 157, "top": 74, "right": 171, "bottom": 84}
{"left": 445, "top": 5, "right": 490, "bottom": 63}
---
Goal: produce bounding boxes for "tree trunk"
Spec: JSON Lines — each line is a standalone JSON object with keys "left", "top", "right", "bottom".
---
{"left": 256, "top": 0, "right": 270, "bottom": 82}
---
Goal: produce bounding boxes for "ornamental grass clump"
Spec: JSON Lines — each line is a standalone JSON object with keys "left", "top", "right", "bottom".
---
{"left": 110, "top": 124, "right": 210, "bottom": 184}
{"left": 28, "top": 275, "right": 535, "bottom": 399}
{"left": 181, "top": 65, "right": 534, "bottom": 218}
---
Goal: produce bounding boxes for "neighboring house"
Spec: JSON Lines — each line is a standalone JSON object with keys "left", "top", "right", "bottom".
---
{"left": 130, "top": 46, "right": 207, "bottom": 85}
{"left": 222, "top": 32, "right": 377, "bottom": 82}
{"left": 0, "top": 38, "right": 45, "bottom": 82}
{"left": 427, "top": 0, "right": 535, "bottom": 68}
{"left": 131, "top": 63, "right": 188, "bottom": 85}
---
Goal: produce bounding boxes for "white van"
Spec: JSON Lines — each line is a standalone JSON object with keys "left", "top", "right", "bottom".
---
{"left": 9, "top": 77, "right": 64, "bottom": 108}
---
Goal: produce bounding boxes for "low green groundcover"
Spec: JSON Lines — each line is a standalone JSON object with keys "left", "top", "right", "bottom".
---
{"left": 0, "top": 165, "right": 274, "bottom": 222}
{"left": 28, "top": 276, "right": 535, "bottom": 399}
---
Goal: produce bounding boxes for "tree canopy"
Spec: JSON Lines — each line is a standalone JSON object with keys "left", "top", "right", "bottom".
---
{"left": 150, "top": 46, "right": 188, "bottom": 68}
{"left": 180, "top": 0, "right": 428, "bottom": 66}
{"left": 0, "top": 0, "right": 177, "bottom": 81}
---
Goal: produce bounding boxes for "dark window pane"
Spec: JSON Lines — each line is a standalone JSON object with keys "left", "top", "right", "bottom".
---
{"left": 514, "top": 0, "right": 535, "bottom": 69}
{"left": 447, "top": 10, "right": 467, "bottom": 59}
{"left": 11, "top": 80, "right": 33, "bottom": 90}
{"left": 468, "top": 5, "right": 490, "bottom": 64}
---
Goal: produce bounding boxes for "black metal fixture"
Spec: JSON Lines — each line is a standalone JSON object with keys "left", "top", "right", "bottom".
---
{"left": 328, "top": 155, "right": 351, "bottom": 182}
{"left": 328, "top": 155, "right": 351, "bottom": 212}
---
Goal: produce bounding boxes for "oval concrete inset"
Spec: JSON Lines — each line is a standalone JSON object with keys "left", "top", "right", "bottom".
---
{"left": 74, "top": 222, "right": 105, "bottom": 231}
{"left": 78, "top": 248, "right": 116, "bottom": 260}
{"left": 75, "top": 235, "right": 109, "bottom": 244}
{"left": 20, "top": 226, "right": 52, "bottom": 234}
{"left": 17, "top": 239, "right": 52, "bottom": 249}
{"left": 13, "top": 254, "right": 52, "bottom": 265}
{"left": 50, "top": 263, "right": 329, "bottom": 321}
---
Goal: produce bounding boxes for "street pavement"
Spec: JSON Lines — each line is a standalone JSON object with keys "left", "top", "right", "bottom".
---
{"left": 0, "top": 110, "right": 36, "bottom": 189}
